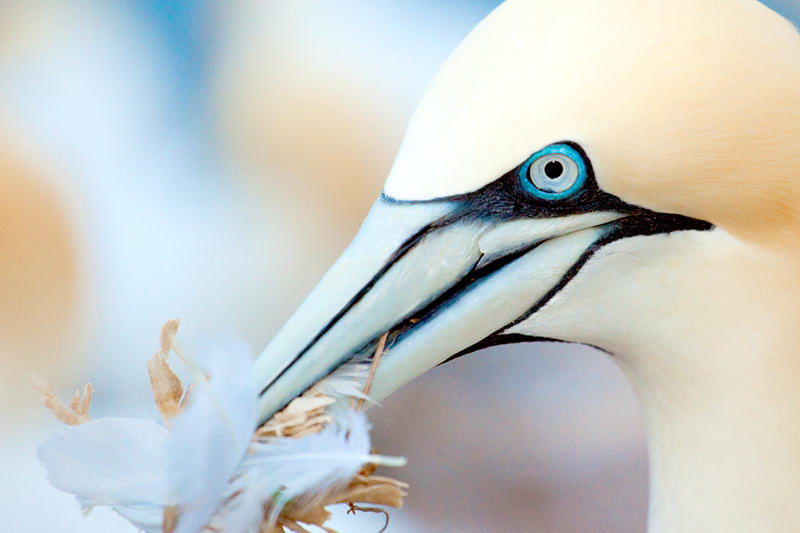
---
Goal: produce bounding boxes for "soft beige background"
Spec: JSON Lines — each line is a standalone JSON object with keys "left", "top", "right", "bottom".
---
{"left": 1, "top": 1, "right": 796, "bottom": 532}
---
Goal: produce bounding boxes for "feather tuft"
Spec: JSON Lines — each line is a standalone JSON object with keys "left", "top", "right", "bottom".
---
{"left": 166, "top": 333, "right": 258, "bottom": 533}
{"left": 314, "top": 361, "right": 377, "bottom": 404}
{"left": 37, "top": 417, "right": 170, "bottom": 532}
{"left": 212, "top": 409, "right": 404, "bottom": 530}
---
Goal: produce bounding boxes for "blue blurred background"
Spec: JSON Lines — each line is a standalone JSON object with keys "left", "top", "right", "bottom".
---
{"left": 1, "top": 1, "right": 797, "bottom": 532}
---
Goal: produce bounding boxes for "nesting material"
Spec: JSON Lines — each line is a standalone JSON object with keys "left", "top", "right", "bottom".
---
{"left": 256, "top": 389, "right": 336, "bottom": 439}
{"left": 29, "top": 373, "right": 92, "bottom": 426}
{"left": 266, "top": 474, "right": 408, "bottom": 533}
{"left": 33, "top": 321, "right": 407, "bottom": 533}
{"left": 147, "top": 318, "right": 184, "bottom": 427}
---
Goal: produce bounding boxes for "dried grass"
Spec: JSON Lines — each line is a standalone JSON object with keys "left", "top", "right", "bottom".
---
{"left": 29, "top": 373, "right": 92, "bottom": 426}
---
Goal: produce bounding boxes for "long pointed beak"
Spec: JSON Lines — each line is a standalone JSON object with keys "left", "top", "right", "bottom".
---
{"left": 254, "top": 195, "right": 621, "bottom": 423}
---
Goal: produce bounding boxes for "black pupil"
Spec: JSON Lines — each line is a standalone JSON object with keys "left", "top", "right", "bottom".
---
{"left": 544, "top": 160, "right": 563, "bottom": 179}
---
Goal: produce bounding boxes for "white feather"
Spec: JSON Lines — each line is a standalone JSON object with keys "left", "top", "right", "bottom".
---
{"left": 167, "top": 333, "right": 259, "bottom": 533}
{"left": 203, "top": 479, "right": 265, "bottom": 533}
{"left": 38, "top": 333, "right": 261, "bottom": 533}
{"left": 37, "top": 417, "right": 169, "bottom": 532}
{"left": 315, "top": 360, "right": 373, "bottom": 402}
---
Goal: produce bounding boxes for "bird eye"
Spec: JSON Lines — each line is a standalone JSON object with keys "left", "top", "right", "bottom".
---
{"left": 519, "top": 144, "right": 587, "bottom": 200}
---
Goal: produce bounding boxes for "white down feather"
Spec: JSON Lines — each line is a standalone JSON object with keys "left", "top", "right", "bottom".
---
{"left": 37, "top": 417, "right": 170, "bottom": 532}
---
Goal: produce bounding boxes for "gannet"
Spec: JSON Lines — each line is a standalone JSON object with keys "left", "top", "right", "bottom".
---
{"left": 254, "top": 0, "right": 800, "bottom": 530}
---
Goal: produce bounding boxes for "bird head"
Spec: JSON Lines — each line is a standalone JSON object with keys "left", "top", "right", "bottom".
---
{"left": 254, "top": 0, "right": 800, "bottom": 422}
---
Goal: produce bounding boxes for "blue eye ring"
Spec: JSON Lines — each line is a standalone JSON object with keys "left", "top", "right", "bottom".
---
{"left": 519, "top": 144, "right": 587, "bottom": 200}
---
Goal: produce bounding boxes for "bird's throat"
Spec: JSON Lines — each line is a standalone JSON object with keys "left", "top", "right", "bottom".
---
{"left": 625, "top": 348, "right": 800, "bottom": 533}
{"left": 613, "top": 244, "right": 800, "bottom": 533}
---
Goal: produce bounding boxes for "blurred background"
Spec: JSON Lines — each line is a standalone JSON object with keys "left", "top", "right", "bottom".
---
{"left": 1, "top": 1, "right": 798, "bottom": 532}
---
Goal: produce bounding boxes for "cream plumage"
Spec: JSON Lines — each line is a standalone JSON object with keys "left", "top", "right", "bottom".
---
{"left": 255, "top": 1, "right": 800, "bottom": 531}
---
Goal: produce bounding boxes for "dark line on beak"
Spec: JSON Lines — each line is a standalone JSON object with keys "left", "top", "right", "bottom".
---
{"left": 259, "top": 213, "right": 452, "bottom": 396}
{"left": 503, "top": 213, "right": 712, "bottom": 329}
{"left": 447, "top": 213, "right": 713, "bottom": 364}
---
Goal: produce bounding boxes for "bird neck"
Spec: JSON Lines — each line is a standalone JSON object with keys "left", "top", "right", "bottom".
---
{"left": 615, "top": 240, "right": 800, "bottom": 533}
{"left": 623, "top": 351, "right": 800, "bottom": 533}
